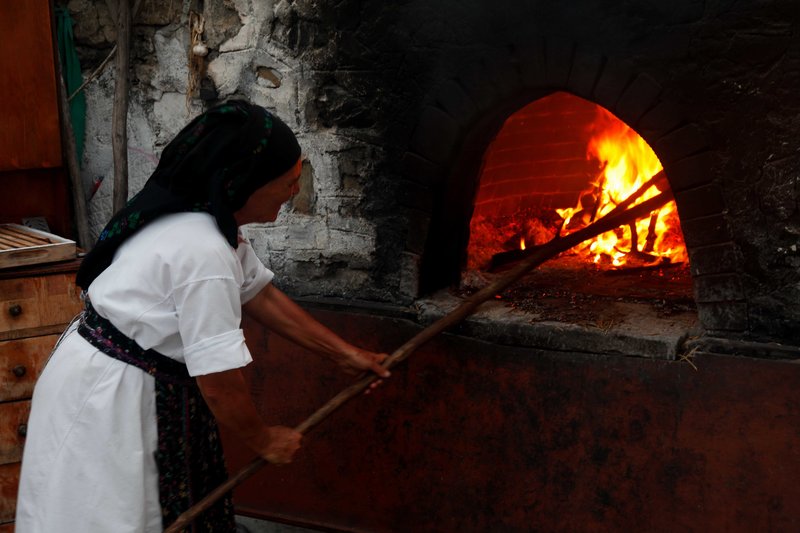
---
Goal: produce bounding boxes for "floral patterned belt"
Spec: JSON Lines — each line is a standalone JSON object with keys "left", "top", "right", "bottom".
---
{"left": 77, "top": 298, "right": 235, "bottom": 532}
{"left": 77, "top": 299, "right": 191, "bottom": 384}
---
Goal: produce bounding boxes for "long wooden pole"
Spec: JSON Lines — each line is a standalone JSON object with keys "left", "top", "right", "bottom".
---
{"left": 164, "top": 188, "right": 675, "bottom": 533}
{"left": 53, "top": 33, "right": 92, "bottom": 250}
{"left": 111, "top": 0, "right": 131, "bottom": 212}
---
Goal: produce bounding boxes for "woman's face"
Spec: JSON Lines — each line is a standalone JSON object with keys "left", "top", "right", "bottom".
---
{"left": 234, "top": 158, "right": 302, "bottom": 225}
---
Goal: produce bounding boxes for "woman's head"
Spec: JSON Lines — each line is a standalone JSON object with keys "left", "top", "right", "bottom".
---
{"left": 153, "top": 100, "right": 302, "bottom": 215}
{"left": 76, "top": 101, "right": 301, "bottom": 289}
{"left": 234, "top": 158, "right": 302, "bottom": 225}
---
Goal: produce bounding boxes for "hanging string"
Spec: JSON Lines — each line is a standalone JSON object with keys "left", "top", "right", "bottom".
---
{"left": 187, "top": 10, "right": 207, "bottom": 114}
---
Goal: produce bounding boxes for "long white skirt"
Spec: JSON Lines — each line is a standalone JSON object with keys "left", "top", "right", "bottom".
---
{"left": 16, "top": 325, "right": 163, "bottom": 532}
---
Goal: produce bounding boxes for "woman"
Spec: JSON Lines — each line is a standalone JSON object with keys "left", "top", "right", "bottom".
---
{"left": 16, "top": 101, "right": 390, "bottom": 532}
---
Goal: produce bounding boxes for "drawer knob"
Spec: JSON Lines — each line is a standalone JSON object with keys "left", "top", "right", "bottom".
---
{"left": 17, "top": 424, "right": 27, "bottom": 437}
{"left": 12, "top": 365, "right": 26, "bottom": 378}
{"left": 8, "top": 304, "right": 22, "bottom": 317}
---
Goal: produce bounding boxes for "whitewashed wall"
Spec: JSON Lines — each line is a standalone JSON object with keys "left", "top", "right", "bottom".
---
{"left": 71, "top": 0, "right": 399, "bottom": 301}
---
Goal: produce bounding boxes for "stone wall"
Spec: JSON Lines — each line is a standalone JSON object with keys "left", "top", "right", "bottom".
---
{"left": 67, "top": 0, "right": 402, "bottom": 302}
{"left": 66, "top": 0, "right": 800, "bottom": 343}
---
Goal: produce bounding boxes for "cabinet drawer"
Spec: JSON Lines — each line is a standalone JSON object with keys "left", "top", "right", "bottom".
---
{"left": 0, "top": 335, "right": 60, "bottom": 402}
{"left": 0, "top": 462, "right": 19, "bottom": 524}
{"left": 0, "top": 402, "right": 28, "bottom": 466}
{"left": 0, "top": 273, "right": 82, "bottom": 336}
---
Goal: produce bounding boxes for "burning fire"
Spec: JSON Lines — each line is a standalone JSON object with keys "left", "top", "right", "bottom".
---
{"left": 466, "top": 97, "right": 688, "bottom": 273}
{"left": 555, "top": 109, "right": 686, "bottom": 267}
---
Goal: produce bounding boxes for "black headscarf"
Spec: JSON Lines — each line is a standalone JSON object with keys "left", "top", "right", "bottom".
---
{"left": 76, "top": 100, "right": 301, "bottom": 290}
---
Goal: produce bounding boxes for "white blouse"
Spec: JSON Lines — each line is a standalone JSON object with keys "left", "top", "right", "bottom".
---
{"left": 88, "top": 211, "right": 273, "bottom": 375}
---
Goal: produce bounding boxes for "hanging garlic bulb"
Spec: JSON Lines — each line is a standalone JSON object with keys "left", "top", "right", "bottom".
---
{"left": 192, "top": 43, "right": 208, "bottom": 57}
{"left": 187, "top": 10, "right": 207, "bottom": 110}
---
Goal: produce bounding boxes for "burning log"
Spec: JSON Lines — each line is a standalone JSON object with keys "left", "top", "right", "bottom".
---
{"left": 489, "top": 246, "right": 536, "bottom": 270}
{"left": 603, "top": 256, "right": 678, "bottom": 275}
{"left": 490, "top": 170, "right": 669, "bottom": 271}
{"left": 164, "top": 187, "right": 674, "bottom": 533}
{"left": 643, "top": 210, "right": 659, "bottom": 253}
{"left": 607, "top": 169, "right": 668, "bottom": 214}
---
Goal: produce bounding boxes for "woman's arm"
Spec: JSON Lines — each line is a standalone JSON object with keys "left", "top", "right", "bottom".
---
{"left": 243, "top": 283, "right": 390, "bottom": 378}
{"left": 196, "top": 367, "right": 301, "bottom": 463}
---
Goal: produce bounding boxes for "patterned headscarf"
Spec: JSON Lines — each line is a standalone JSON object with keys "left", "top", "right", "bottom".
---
{"left": 76, "top": 100, "right": 301, "bottom": 290}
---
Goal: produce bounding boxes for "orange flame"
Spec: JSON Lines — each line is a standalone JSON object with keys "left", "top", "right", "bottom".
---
{"left": 556, "top": 109, "right": 687, "bottom": 266}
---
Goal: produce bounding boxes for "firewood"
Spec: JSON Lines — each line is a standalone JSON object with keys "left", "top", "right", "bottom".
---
{"left": 489, "top": 169, "right": 669, "bottom": 270}
{"left": 643, "top": 210, "right": 659, "bottom": 253}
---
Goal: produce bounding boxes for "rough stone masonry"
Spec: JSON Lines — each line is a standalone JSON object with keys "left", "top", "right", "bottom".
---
{"left": 68, "top": 0, "right": 409, "bottom": 303}
{"left": 65, "top": 0, "right": 800, "bottom": 345}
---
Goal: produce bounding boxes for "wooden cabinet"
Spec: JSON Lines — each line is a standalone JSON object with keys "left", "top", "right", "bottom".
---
{"left": 0, "top": 1, "right": 79, "bottom": 525}
{"left": 0, "top": 260, "right": 82, "bottom": 527}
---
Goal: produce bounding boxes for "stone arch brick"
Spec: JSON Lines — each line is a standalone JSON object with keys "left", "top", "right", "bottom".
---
{"left": 401, "top": 37, "right": 748, "bottom": 335}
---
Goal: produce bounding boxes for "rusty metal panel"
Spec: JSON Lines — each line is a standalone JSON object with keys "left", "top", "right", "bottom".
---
{"left": 224, "top": 309, "right": 800, "bottom": 532}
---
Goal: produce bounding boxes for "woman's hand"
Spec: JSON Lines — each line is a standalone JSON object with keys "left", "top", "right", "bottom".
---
{"left": 332, "top": 347, "right": 391, "bottom": 394}
{"left": 196, "top": 369, "right": 302, "bottom": 464}
{"left": 260, "top": 425, "right": 302, "bottom": 464}
{"left": 334, "top": 347, "right": 391, "bottom": 379}
{"left": 244, "top": 285, "right": 392, "bottom": 383}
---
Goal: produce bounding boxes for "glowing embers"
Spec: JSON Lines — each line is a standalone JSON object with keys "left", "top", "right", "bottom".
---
{"left": 467, "top": 92, "right": 687, "bottom": 273}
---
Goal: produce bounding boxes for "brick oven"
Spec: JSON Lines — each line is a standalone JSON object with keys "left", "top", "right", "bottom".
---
{"left": 399, "top": 31, "right": 776, "bottom": 347}
{"left": 199, "top": 0, "right": 797, "bottom": 349}
{"left": 71, "top": 0, "right": 800, "bottom": 347}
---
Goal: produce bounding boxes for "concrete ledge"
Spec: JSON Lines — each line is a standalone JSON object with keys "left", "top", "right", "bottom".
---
{"left": 414, "top": 291, "right": 701, "bottom": 360}
{"left": 294, "top": 289, "right": 702, "bottom": 361}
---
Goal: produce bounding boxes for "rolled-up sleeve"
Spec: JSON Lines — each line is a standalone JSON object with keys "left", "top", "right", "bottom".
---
{"left": 182, "top": 329, "right": 252, "bottom": 376}
{"left": 172, "top": 277, "right": 252, "bottom": 376}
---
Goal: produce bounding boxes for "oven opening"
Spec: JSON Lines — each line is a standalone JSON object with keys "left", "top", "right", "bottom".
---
{"left": 426, "top": 91, "right": 700, "bottom": 355}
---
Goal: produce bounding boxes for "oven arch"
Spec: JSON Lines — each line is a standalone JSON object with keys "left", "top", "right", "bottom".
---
{"left": 399, "top": 38, "right": 746, "bottom": 335}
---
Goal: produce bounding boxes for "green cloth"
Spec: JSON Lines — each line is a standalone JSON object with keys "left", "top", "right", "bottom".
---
{"left": 55, "top": 6, "right": 86, "bottom": 165}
